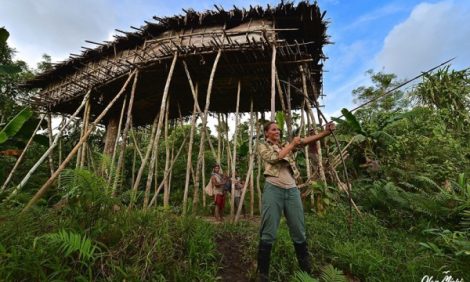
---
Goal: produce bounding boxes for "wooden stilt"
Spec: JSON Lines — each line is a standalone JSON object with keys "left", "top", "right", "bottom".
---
{"left": 46, "top": 112, "right": 55, "bottom": 175}
{"left": 22, "top": 70, "right": 137, "bottom": 212}
{"left": 140, "top": 114, "right": 159, "bottom": 208}
{"left": 230, "top": 80, "right": 241, "bottom": 219}
{"left": 184, "top": 90, "right": 198, "bottom": 214}
{"left": 235, "top": 103, "right": 257, "bottom": 222}
{"left": 186, "top": 49, "right": 222, "bottom": 215}
{"left": 105, "top": 95, "right": 127, "bottom": 180}
{"left": 162, "top": 96, "right": 171, "bottom": 209}
{"left": 112, "top": 70, "right": 139, "bottom": 195}
{"left": 139, "top": 52, "right": 178, "bottom": 208}
{"left": 270, "top": 45, "right": 277, "bottom": 121}
{"left": 249, "top": 101, "right": 255, "bottom": 216}
{"left": 79, "top": 96, "right": 91, "bottom": 168}
{"left": 148, "top": 132, "right": 189, "bottom": 207}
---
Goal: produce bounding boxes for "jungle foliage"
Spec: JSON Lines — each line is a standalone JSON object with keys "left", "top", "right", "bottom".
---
{"left": 0, "top": 26, "right": 469, "bottom": 281}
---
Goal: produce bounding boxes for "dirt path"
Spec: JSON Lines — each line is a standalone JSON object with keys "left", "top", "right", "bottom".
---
{"left": 201, "top": 216, "right": 259, "bottom": 281}
{"left": 215, "top": 231, "right": 254, "bottom": 282}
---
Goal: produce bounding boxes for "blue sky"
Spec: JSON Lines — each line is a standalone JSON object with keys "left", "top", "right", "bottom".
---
{"left": 1, "top": 0, "right": 469, "bottom": 117}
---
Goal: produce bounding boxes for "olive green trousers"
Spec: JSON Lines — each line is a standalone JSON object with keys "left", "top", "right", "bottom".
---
{"left": 259, "top": 182, "right": 306, "bottom": 244}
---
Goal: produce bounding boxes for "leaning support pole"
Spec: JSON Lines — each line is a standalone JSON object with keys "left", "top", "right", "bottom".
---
{"left": 235, "top": 105, "right": 257, "bottom": 222}
{"left": 15, "top": 90, "right": 91, "bottom": 194}
{"left": 22, "top": 70, "right": 137, "bottom": 212}
{"left": 148, "top": 132, "right": 189, "bottom": 207}
{"left": 46, "top": 112, "right": 55, "bottom": 175}
{"left": 134, "top": 52, "right": 178, "bottom": 208}
{"left": 230, "top": 80, "right": 241, "bottom": 219}
{"left": 249, "top": 101, "right": 255, "bottom": 216}
{"left": 106, "top": 94, "right": 127, "bottom": 183}
{"left": 270, "top": 45, "right": 277, "bottom": 121}
{"left": 140, "top": 114, "right": 159, "bottom": 208}
{"left": 1, "top": 114, "right": 46, "bottom": 192}
{"left": 185, "top": 49, "right": 222, "bottom": 215}
{"left": 184, "top": 91, "right": 198, "bottom": 213}
{"left": 112, "top": 70, "right": 139, "bottom": 195}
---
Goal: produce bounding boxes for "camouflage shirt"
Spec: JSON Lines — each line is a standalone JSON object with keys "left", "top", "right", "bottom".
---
{"left": 258, "top": 140, "right": 301, "bottom": 182}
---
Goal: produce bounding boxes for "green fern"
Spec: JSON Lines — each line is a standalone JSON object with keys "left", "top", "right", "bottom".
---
{"left": 35, "top": 229, "right": 100, "bottom": 261}
{"left": 320, "top": 265, "right": 347, "bottom": 282}
{"left": 291, "top": 271, "right": 319, "bottom": 282}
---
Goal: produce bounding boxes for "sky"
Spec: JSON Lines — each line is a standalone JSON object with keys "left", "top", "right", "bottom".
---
{"left": 1, "top": 0, "right": 469, "bottom": 118}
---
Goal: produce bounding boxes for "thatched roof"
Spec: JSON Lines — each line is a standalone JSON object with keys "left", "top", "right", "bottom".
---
{"left": 25, "top": 1, "right": 329, "bottom": 125}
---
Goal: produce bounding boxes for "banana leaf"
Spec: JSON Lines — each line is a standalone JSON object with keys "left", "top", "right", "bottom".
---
{"left": 0, "top": 107, "right": 33, "bottom": 144}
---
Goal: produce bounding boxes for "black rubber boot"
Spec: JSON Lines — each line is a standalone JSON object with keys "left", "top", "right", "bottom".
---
{"left": 257, "top": 241, "right": 272, "bottom": 282}
{"left": 294, "top": 241, "right": 312, "bottom": 274}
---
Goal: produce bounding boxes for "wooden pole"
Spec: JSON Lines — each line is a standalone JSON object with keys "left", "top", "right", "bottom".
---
{"left": 235, "top": 107, "right": 257, "bottom": 222}
{"left": 111, "top": 70, "right": 139, "bottom": 195}
{"left": 186, "top": 49, "right": 222, "bottom": 215}
{"left": 22, "top": 70, "right": 137, "bottom": 212}
{"left": 249, "top": 101, "right": 255, "bottom": 216}
{"left": 162, "top": 97, "right": 171, "bottom": 209}
{"left": 137, "top": 52, "right": 178, "bottom": 208}
{"left": 79, "top": 96, "right": 91, "bottom": 168}
{"left": 1, "top": 114, "right": 46, "bottom": 192}
{"left": 107, "top": 94, "right": 127, "bottom": 182}
{"left": 270, "top": 45, "right": 277, "bottom": 121}
{"left": 15, "top": 91, "right": 90, "bottom": 194}
{"left": 140, "top": 114, "right": 159, "bottom": 208}
{"left": 184, "top": 90, "right": 198, "bottom": 214}
{"left": 230, "top": 80, "right": 241, "bottom": 219}
{"left": 256, "top": 112, "right": 262, "bottom": 214}
{"left": 148, "top": 133, "right": 189, "bottom": 207}
{"left": 46, "top": 112, "right": 55, "bottom": 175}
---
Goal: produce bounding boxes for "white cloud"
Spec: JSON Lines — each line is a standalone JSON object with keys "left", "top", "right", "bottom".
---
{"left": 376, "top": 0, "right": 470, "bottom": 79}
{"left": 0, "top": 0, "right": 116, "bottom": 67}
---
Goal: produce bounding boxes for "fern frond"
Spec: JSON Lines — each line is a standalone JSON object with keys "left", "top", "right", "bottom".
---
{"left": 291, "top": 271, "right": 319, "bottom": 282}
{"left": 41, "top": 229, "right": 100, "bottom": 262}
{"left": 320, "top": 265, "right": 347, "bottom": 282}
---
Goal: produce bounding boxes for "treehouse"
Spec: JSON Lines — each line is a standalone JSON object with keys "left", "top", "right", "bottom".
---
{"left": 20, "top": 1, "right": 330, "bottom": 214}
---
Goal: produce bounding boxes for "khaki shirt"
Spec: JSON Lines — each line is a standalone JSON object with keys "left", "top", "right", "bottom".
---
{"left": 258, "top": 140, "right": 301, "bottom": 182}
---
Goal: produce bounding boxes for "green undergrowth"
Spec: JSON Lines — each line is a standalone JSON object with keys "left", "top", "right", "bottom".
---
{"left": 0, "top": 208, "right": 218, "bottom": 281}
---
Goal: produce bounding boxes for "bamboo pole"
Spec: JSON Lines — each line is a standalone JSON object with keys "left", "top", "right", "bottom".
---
{"left": 286, "top": 77, "right": 293, "bottom": 137}
{"left": 46, "top": 112, "right": 55, "bottom": 175}
{"left": 184, "top": 91, "right": 198, "bottom": 213}
{"left": 1, "top": 114, "right": 46, "bottom": 192}
{"left": 111, "top": 70, "right": 139, "bottom": 195}
{"left": 270, "top": 45, "right": 277, "bottom": 121}
{"left": 15, "top": 90, "right": 91, "bottom": 194}
{"left": 224, "top": 113, "right": 232, "bottom": 173}
{"left": 162, "top": 97, "right": 171, "bottom": 209}
{"left": 300, "top": 65, "right": 326, "bottom": 183}
{"left": 148, "top": 132, "right": 189, "bottom": 207}
{"left": 202, "top": 151, "right": 206, "bottom": 207}
{"left": 256, "top": 112, "right": 262, "bottom": 214}
{"left": 249, "top": 101, "right": 255, "bottom": 216}
{"left": 182, "top": 60, "right": 218, "bottom": 164}
{"left": 235, "top": 108, "right": 257, "bottom": 222}
{"left": 140, "top": 115, "right": 159, "bottom": 208}
{"left": 138, "top": 52, "right": 178, "bottom": 208}
{"left": 106, "top": 95, "right": 127, "bottom": 181}
{"left": 79, "top": 96, "right": 91, "bottom": 168}
{"left": 277, "top": 74, "right": 293, "bottom": 139}
{"left": 22, "top": 70, "right": 137, "bottom": 212}
{"left": 230, "top": 80, "right": 241, "bottom": 219}
{"left": 186, "top": 49, "right": 222, "bottom": 215}
{"left": 217, "top": 113, "right": 222, "bottom": 164}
